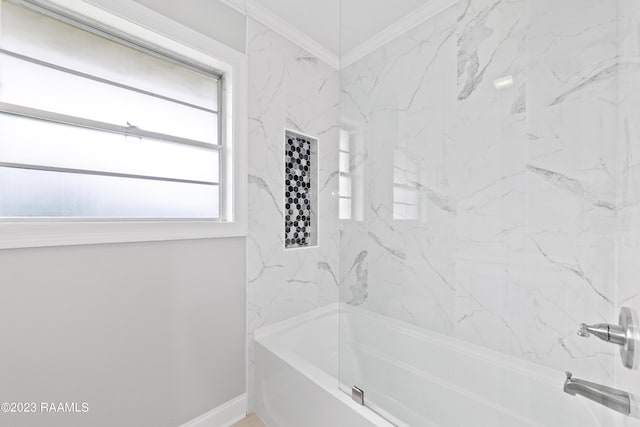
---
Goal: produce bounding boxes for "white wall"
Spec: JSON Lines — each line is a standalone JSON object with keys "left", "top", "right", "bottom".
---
{"left": 0, "top": 1, "right": 248, "bottom": 426}
{"left": 340, "top": 0, "right": 620, "bottom": 384}
{"left": 0, "top": 238, "right": 246, "bottom": 427}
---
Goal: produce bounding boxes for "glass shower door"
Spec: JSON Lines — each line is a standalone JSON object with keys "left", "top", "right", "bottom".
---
{"left": 339, "top": 0, "right": 640, "bottom": 425}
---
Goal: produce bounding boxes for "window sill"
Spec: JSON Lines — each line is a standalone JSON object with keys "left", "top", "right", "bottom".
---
{"left": 0, "top": 220, "right": 247, "bottom": 249}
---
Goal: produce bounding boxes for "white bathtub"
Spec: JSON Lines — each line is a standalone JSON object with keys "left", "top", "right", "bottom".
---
{"left": 254, "top": 304, "right": 632, "bottom": 427}
{"left": 254, "top": 304, "right": 390, "bottom": 427}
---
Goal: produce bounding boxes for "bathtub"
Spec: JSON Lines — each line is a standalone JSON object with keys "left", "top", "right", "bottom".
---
{"left": 254, "top": 304, "right": 631, "bottom": 427}
{"left": 254, "top": 304, "right": 390, "bottom": 427}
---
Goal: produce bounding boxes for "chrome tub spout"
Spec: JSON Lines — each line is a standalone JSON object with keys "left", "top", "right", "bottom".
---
{"left": 563, "top": 372, "right": 630, "bottom": 416}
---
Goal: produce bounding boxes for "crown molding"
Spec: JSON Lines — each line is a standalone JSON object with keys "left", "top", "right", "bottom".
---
{"left": 340, "top": 0, "right": 457, "bottom": 69}
{"left": 222, "top": 0, "right": 457, "bottom": 71}
{"left": 217, "top": 0, "right": 245, "bottom": 14}
{"left": 220, "top": 0, "right": 340, "bottom": 69}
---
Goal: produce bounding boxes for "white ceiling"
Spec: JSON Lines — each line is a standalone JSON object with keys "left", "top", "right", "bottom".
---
{"left": 251, "top": 0, "right": 431, "bottom": 56}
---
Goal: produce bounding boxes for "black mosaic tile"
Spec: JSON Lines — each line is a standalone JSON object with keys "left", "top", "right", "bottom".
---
{"left": 285, "top": 135, "right": 313, "bottom": 248}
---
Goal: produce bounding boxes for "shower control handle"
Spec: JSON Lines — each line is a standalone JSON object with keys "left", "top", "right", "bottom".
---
{"left": 577, "top": 307, "right": 639, "bottom": 369}
{"left": 578, "top": 323, "right": 627, "bottom": 346}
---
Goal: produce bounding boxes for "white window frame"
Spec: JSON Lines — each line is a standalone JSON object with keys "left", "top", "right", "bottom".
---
{"left": 0, "top": 0, "right": 248, "bottom": 249}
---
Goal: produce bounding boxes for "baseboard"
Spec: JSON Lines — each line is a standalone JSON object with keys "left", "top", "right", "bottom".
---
{"left": 180, "top": 394, "right": 247, "bottom": 427}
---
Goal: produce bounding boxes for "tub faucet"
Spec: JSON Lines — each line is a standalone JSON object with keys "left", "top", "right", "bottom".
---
{"left": 563, "top": 372, "right": 630, "bottom": 416}
{"left": 577, "top": 307, "right": 639, "bottom": 369}
{"left": 578, "top": 322, "right": 627, "bottom": 346}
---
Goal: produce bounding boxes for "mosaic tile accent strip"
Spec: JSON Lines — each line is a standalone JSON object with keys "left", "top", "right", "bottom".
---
{"left": 285, "top": 134, "right": 313, "bottom": 248}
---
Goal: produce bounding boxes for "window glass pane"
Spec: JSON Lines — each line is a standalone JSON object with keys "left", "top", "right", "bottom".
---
{"left": 393, "top": 186, "right": 405, "bottom": 203}
{"left": 0, "top": 1, "right": 223, "bottom": 221}
{"left": 0, "top": 53, "right": 218, "bottom": 144}
{"left": 394, "top": 167, "right": 407, "bottom": 185}
{"left": 393, "top": 203, "right": 406, "bottom": 220}
{"left": 0, "top": 1, "right": 218, "bottom": 110}
{"left": 339, "top": 198, "right": 352, "bottom": 220}
{"left": 393, "top": 186, "right": 419, "bottom": 206}
{"left": 406, "top": 188, "right": 418, "bottom": 205}
{"left": 0, "top": 167, "right": 219, "bottom": 218}
{"left": 339, "top": 151, "right": 350, "bottom": 172}
{"left": 339, "top": 129, "right": 350, "bottom": 151}
{"left": 0, "top": 114, "right": 219, "bottom": 183}
{"left": 339, "top": 175, "right": 352, "bottom": 197}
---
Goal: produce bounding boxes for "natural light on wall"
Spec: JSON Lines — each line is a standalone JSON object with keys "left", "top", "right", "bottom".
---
{"left": 338, "top": 129, "right": 352, "bottom": 220}
{"left": 338, "top": 126, "right": 364, "bottom": 222}
{"left": 0, "top": 0, "right": 223, "bottom": 219}
{"left": 393, "top": 148, "right": 419, "bottom": 220}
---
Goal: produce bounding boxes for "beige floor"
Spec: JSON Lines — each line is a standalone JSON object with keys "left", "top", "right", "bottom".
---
{"left": 231, "top": 413, "right": 266, "bottom": 427}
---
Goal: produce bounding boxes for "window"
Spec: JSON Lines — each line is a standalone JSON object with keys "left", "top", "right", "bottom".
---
{"left": 393, "top": 149, "right": 419, "bottom": 220}
{"left": 0, "top": 0, "right": 224, "bottom": 219}
{"left": 338, "top": 126, "right": 364, "bottom": 222}
{"left": 338, "top": 129, "right": 352, "bottom": 220}
{"left": 0, "top": 0, "right": 247, "bottom": 248}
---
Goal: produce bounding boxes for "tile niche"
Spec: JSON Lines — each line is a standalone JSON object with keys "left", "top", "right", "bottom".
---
{"left": 284, "top": 130, "right": 318, "bottom": 249}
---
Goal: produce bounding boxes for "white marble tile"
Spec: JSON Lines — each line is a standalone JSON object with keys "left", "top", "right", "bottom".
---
{"left": 339, "top": 0, "right": 626, "bottom": 385}
{"left": 247, "top": 18, "right": 339, "bottom": 406}
{"left": 244, "top": 0, "right": 640, "bottom": 409}
{"left": 615, "top": 0, "right": 640, "bottom": 405}
{"left": 340, "top": 4, "right": 459, "bottom": 337}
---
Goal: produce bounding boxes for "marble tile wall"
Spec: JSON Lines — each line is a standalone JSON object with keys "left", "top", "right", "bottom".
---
{"left": 340, "top": 4, "right": 459, "bottom": 337}
{"left": 615, "top": 0, "right": 640, "bottom": 411}
{"left": 246, "top": 18, "right": 339, "bottom": 402}
{"left": 340, "top": 0, "right": 631, "bottom": 387}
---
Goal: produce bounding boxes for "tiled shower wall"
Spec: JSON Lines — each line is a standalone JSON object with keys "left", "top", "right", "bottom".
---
{"left": 340, "top": 0, "right": 640, "bottom": 386}
{"left": 616, "top": 0, "right": 640, "bottom": 400}
{"left": 246, "top": 18, "right": 339, "bottom": 399}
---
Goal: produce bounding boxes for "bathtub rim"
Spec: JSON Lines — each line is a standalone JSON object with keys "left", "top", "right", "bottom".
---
{"left": 254, "top": 303, "right": 606, "bottom": 426}
{"left": 257, "top": 302, "right": 566, "bottom": 389}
